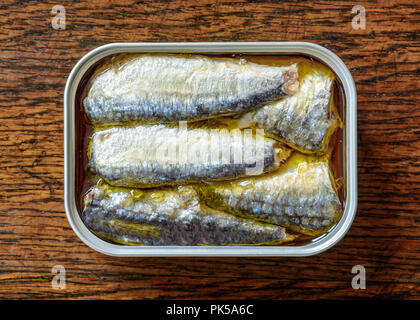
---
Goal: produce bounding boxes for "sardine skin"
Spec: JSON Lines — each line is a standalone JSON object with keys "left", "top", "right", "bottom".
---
{"left": 82, "top": 184, "right": 295, "bottom": 246}
{"left": 84, "top": 55, "right": 299, "bottom": 123}
{"left": 198, "top": 155, "right": 341, "bottom": 236}
{"left": 89, "top": 124, "right": 292, "bottom": 187}
{"left": 237, "top": 69, "right": 339, "bottom": 153}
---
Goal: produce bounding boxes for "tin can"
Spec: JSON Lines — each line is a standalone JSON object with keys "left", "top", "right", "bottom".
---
{"left": 64, "top": 42, "right": 357, "bottom": 256}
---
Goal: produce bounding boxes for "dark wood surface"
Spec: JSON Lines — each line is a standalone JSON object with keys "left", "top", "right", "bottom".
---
{"left": 0, "top": 0, "right": 419, "bottom": 299}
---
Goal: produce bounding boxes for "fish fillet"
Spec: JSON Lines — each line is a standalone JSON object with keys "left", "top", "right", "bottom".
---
{"left": 237, "top": 68, "right": 339, "bottom": 153}
{"left": 82, "top": 184, "right": 295, "bottom": 246}
{"left": 89, "top": 124, "right": 292, "bottom": 187}
{"left": 198, "top": 154, "right": 341, "bottom": 236}
{"left": 84, "top": 55, "right": 299, "bottom": 123}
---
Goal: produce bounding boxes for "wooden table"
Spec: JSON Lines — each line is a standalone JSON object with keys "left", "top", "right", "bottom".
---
{"left": 0, "top": 0, "right": 418, "bottom": 299}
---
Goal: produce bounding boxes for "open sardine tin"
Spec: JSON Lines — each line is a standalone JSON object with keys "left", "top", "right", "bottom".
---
{"left": 64, "top": 42, "right": 357, "bottom": 257}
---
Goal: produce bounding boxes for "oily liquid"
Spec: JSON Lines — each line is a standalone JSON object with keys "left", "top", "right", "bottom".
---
{"left": 74, "top": 53, "right": 346, "bottom": 246}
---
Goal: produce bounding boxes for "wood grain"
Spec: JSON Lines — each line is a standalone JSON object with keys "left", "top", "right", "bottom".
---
{"left": 0, "top": 0, "right": 419, "bottom": 299}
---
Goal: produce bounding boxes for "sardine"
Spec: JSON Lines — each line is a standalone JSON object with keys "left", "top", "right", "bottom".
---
{"left": 236, "top": 68, "right": 340, "bottom": 153}
{"left": 198, "top": 154, "right": 341, "bottom": 236}
{"left": 84, "top": 55, "right": 299, "bottom": 123}
{"left": 89, "top": 124, "right": 292, "bottom": 187}
{"left": 82, "top": 184, "right": 295, "bottom": 245}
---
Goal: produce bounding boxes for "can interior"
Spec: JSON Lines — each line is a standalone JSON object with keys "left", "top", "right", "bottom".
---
{"left": 73, "top": 52, "right": 347, "bottom": 247}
